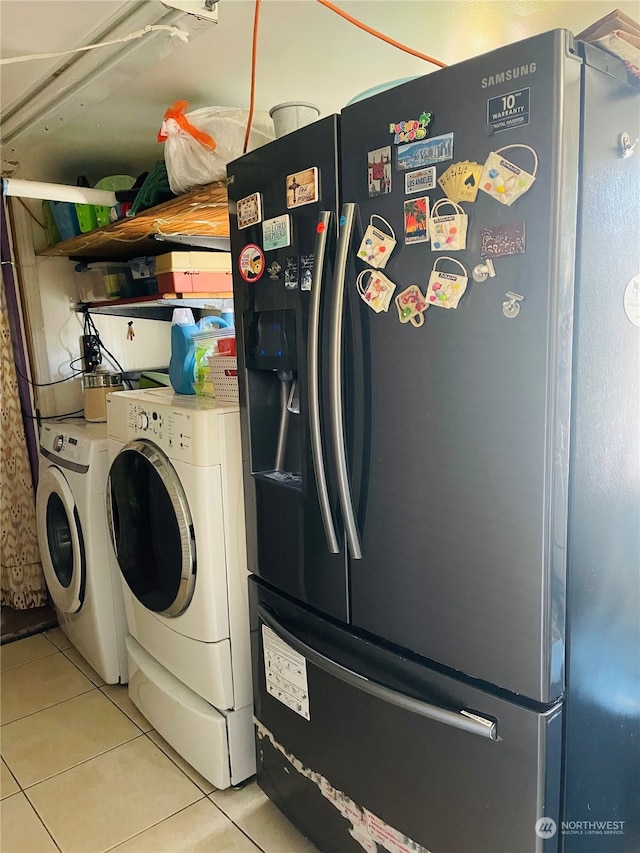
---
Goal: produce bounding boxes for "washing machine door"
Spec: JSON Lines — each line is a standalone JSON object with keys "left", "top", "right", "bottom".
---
{"left": 36, "top": 465, "right": 85, "bottom": 613}
{"left": 107, "top": 440, "right": 196, "bottom": 617}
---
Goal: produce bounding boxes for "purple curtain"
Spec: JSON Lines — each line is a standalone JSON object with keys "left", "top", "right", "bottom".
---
{"left": 1, "top": 198, "right": 40, "bottom": 487}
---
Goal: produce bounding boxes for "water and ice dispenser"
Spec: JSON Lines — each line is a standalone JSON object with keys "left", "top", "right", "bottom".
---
{"left": 246, "top": 308, "right": 301, "bottom": 483}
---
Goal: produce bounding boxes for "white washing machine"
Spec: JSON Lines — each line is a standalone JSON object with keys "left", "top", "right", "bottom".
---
{"left": 105, "top": 387, "right": 254, "bottom": 789}
{"left": 36, "top": 420, "right": 128, "bottom": 683}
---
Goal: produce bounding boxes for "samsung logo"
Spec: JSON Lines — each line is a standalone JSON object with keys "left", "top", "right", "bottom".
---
{"left": 482, "top": 63, "right": 537, "bottom": 88}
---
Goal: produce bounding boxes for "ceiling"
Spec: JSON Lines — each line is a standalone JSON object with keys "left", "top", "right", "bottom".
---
{"left": 1, "top": 0, "right": 638, "bottom": 185}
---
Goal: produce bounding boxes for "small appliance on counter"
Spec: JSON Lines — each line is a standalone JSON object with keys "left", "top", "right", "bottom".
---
{"left": 82, "top": 367, "right": 124, "bottom": 422}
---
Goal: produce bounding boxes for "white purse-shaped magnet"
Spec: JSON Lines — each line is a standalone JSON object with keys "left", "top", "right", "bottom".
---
{"left": 356, "top": 270, "right": 396, "bottom": 313}
{"left": 395, "top": 284, "right": 428, "bottom": 327}
{"left": 425, "top": 257, "right": 468, "bottom": 310}
{"left": 357, "top": 215, "right": 397, "bottom": 269}
{"left": 479, "top": 144, "right": 538, "bottom": 206}
{"left": 428, "top": 199, "right": 468, "bottom": 251}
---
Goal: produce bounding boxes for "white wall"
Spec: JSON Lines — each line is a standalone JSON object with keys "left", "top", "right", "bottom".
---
{"left": 36, "top": 256, "right": 172, "bottom": 415}
{"left": 9, "top": 200, "right": 172, "bottom": 419}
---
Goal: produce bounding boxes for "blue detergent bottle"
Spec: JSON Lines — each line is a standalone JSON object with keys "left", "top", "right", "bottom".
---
{"left": 169, "top": 308, "right": 198, "bottom": 395}
{"left": 169, "top": 309, "right": 232, "bottom": 395}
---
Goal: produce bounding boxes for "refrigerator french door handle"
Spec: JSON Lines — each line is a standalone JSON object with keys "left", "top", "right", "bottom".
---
{"left": 259, "top": 605, "right": 498, "bottom": 741}
{"left": 308, "top": 210, "right": 340, "bottom": 554}
{"left": 330, "top": 203, "right": 363, "bottom": 559}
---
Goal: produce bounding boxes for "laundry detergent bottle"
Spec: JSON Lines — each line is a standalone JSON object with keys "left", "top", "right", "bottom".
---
{"left": 169, "top": 307, "right": 198, "bottom": 394}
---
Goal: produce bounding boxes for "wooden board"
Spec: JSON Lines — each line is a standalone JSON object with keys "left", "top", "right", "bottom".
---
{"left": 38, "top": 181, "right": 230, "bottom": 261}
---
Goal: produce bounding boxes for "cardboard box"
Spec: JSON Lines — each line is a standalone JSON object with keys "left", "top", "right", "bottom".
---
{"left": 155, "top": 251, "right": 233, "bottom": 294}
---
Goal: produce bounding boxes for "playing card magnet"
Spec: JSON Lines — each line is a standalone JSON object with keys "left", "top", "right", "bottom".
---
{"left": 357, "top": 215, "right": 397, "bottom": 269}
{"left": 395, "top": 284, "right": 429, "bottom": 327}
{"left": 438, "top": 161, "right": 482, "bottom": 203}
{"left": 479, "top": 145, "right": 538, "bottom": 206}
{"left": 356, "top": 270, "right": 396, "bottom": 313}
{"left": 425, "top": 257, "right": 468, "bottom": 310}
{"left": 428, "top": 199, "right": 468, "bottom": 251}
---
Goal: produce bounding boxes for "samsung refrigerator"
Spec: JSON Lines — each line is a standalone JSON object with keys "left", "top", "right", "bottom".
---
{"left": 227, "top": 29, "right": 639, "bottom": 853}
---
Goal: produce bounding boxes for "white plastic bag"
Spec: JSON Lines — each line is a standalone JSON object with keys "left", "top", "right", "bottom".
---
{"left": 158, "top": 100, "right": 275, "bottom": 194}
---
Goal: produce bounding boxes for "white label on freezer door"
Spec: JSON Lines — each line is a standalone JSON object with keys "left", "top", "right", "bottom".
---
{"left": 262, "top": 624, "right": 310, "bottom": 720}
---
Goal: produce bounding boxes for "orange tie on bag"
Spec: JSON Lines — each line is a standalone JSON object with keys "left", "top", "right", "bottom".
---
{"left": 157, "top": 101, "right": 217, "bottom": 150}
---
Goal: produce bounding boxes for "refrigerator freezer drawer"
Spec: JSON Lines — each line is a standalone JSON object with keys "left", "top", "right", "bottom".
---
{"left": 250, "top": 578, "right": 562, "bottom": 853}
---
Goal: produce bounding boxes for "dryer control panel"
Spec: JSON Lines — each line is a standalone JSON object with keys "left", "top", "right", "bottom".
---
{"left": 106, "top": 388, "right": 240, "bottom": 468}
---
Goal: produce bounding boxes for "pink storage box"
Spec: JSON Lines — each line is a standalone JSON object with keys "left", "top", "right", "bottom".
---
{"left": 155, "top": 251, "right": 233, "bottom": 295}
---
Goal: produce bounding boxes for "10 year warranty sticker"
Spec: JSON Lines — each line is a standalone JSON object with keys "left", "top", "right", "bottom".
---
{"left": 487, "top": 88, "right": 530, "bottom": 132}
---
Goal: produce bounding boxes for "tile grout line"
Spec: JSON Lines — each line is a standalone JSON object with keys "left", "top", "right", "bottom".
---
{"left": 2, "top": 638, "right": 270, "bottom": 852}
{"left": 3, "top": 731, "right": 148, "bottom": 793}
{"left": 18, "top": 788, "right": 64, "bottom": 852}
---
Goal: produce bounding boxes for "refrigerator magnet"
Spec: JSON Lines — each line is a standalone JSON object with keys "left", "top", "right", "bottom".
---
{"left": 286, "top": 167, "right": 319, "bottom": 208}
{"left": 238, "top": 244, "right": 265, "bottom": 282}
{"left": 356, "top": 270, "right": 396, "bottom": 313}
{"left": 390, "top": 111, "right": 433, "bottom": 145}
{"left": 404, "top": 197, "right": 430, "bottom": 244}
{"left": 284, "top": 256, "right": 298, "bottom": 289}
{"left": 405, "top": 166, "right": 436, "bottom": 194}
{"left": 300, "top": 254, "right": 315, "bottom": 291}
{"left": 395, "top": 284, "right": 429, "bottom": 327}
{"left": 479, "top": 144, "right": 538, "bottom": 206}
{"left": 480, "top": 223, "right": 526, "bottom": 258}
{"left": 236, "top": 192, "right": 262, "bottom": 229}
{"left": 428, "top": 199, "right": 468, "bottom": 251}
{"left": 426, "top": 257, "right": 468, "bottom": 310}
{"left": 396, "top": 132, "right": 454, "bottom": 171}
{"left": 368, "top": 146, "right": 392, "bottom": 196}
{"left": 263, "top": 214, "right": 291, "bottom": 250}
{"left": 357, "top": 215, "right": 397, "bottom": 269}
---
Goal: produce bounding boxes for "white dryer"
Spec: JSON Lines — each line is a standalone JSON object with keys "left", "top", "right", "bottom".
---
{"left": 36, "top": 420, "right": 128, "bottom": 683}
{"left": 106, "top": 388, "right": 254, "bottom": 789}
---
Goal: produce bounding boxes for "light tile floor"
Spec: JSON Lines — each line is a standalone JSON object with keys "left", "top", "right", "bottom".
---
{"left": 1, "top": 630, "right": 319, "bottom": 853}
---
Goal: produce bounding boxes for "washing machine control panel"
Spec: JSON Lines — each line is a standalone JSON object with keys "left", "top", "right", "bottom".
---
{"left": 40, "top": 424, "right": 97, "bottom": 468}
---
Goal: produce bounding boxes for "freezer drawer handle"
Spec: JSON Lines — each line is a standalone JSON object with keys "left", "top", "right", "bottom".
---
{"left": 308, "top": 210, "right": 340, "bottom": 554}
{"left": 259, "top": 605, "right": 498, "bottom": 741}
{"left": 330, "top": 203, "right": 363, "bottom": 559}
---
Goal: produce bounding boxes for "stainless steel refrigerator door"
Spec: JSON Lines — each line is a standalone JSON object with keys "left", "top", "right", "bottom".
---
{"left": 251, "top": 578, "right": 563, "bottom": 853}
{"left": 338, "top": 30, "right": 582, "bottom": 703}
{"left": 228, "top": 116, "right": 350, "bottom": 622}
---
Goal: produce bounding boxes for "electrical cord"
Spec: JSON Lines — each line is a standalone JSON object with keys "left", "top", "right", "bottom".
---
{"left": 243, "top": 0, "right": 261, "bottom": 154}
{"left": 0, "top": 25, "right": 189, "bottom": 65}
{"left": 15, "top": 362, "right": 84, "bottom": 386}
{"left": 83, "top": 310, "right": 133, "bottom": 389}
{"left": 316, "top": 0, "right": 447, "bottom": 68}
{"left": 22, "top": 409, "right": 85, "bottom": 420}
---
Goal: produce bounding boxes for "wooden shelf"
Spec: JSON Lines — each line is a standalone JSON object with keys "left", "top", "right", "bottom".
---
{"left": 37, "top": 181, "right": 230, "bottom": 261}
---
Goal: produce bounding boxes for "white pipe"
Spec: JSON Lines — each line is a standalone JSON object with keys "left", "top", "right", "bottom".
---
{"left": 2, "top": 178, "right": 117, "bottom": 206}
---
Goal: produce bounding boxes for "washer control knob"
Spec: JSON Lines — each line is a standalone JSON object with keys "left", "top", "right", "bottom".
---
{"left": 136, "top": 412, "right": 149, "bottom": 430}
{"left": 53, "top": 434, "right": 64, "bottom": 452}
